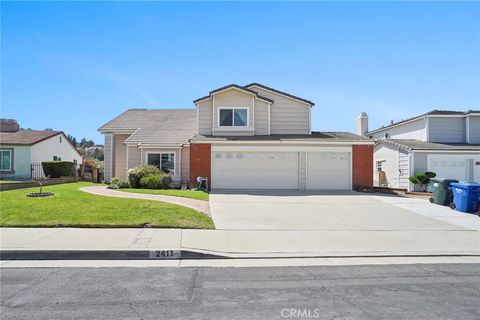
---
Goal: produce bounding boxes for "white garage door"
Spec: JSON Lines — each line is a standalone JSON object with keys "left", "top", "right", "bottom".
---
{"left": 307, "top": 152, "right": 351, "bottom": 190}
{"left": 212, "top": 152, "right": 298, "bottom": 189}
{"left": 428, "top": 154, "right": 480, "bottom": 182}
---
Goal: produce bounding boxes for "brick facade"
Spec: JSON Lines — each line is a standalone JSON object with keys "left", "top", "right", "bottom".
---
{"left": 352, "top": 144, "right": 374, "bottom": 187}
{"left": 189, "top": 143, "right": 211, "bottom": 189}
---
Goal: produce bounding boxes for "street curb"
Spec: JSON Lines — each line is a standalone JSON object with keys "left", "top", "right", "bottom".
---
{"left": 0, "top": 250, "right": 225, "bottom": 260}
{"left": 1, "top": 250, "right": 479, "bottom": 261}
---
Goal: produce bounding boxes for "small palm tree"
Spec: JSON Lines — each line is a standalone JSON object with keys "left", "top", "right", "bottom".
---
{"left": 34, "top": 176, "right": 50, "bottom": 193}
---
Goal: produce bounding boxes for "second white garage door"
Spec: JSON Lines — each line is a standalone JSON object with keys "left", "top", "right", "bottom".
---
{"left": 212, "top": 152, "right": 298, "bottom": 189}
{"left": 307, "top": 152, "right": 351, "bottom": 190}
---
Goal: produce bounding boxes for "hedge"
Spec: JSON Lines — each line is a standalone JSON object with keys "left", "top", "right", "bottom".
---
{"left": 41, "top": 161, "right": 75, "bottom": 178}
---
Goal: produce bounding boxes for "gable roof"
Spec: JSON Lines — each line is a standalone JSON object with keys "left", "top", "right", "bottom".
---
{"left": 193, "top": 84, "right": 274, "bottom": 104}
{"left": 377, "top": 139, "right": 480, "bottom": 151}
{"left": 0, "top": 129, "right": 62, "bottom": 145}
{"left": 98, "top": 109, "right": 197, "bottom": 146}
{"left": 367, "top": 109, "right": 478, "bottom": 135}
{"left": 245, "top": 83, "right": 315, "bottom": 106}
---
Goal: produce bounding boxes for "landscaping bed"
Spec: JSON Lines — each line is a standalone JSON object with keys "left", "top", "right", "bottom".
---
{"left": 0, "top": 182, "right": 214, "bottom": 229}
{"left": 118, "top": 188, "right": 209, "bottom": 201}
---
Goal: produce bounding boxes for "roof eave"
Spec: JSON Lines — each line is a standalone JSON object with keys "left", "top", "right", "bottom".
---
{"left": 245, "top": 83, "right": 315, "bottom": 106}
{"left": 193, "top": 84, "right": 274, "bottom": 104}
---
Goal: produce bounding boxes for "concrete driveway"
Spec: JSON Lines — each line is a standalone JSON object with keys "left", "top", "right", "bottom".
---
{"left": 209, "top": 190, "right": 480, "bottom": 231}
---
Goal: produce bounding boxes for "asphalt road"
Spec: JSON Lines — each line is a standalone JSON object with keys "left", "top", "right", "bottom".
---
{"left": 1, "top": 264, "right": 479, "bottom": 319}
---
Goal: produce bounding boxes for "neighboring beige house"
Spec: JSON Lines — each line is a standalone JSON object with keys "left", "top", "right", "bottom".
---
{"left": 359, "top": 110, "right": 480, "bottom": 190}
{"left": 99, "top": 83, "right": 374, "bottom": 190}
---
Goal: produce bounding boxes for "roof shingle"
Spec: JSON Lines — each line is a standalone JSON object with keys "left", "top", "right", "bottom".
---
{"left": 99, "top": 109, "right": 197, "bottom": 146}
{"left": 378, "top": 139, "right": 480, "bottom": 151}
{"left": 0, "top": 129, "right": 61, "bottom": 145}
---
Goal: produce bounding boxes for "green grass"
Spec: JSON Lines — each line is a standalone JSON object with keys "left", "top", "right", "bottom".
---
{"left": 0, "top": 182, "right": 214, "bottom": 229}
{"left": 119, "top": 188, "right": 209, "bottom": 201}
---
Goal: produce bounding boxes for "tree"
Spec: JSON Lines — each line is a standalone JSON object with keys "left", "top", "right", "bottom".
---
{"left": 44, "top": 128, "right": 54, "bottom": 131}
{"left": 66, "top": 134, "right": 78, "bottom": 147}
{"left": 93, "top": 148, "right": 104, "bottom": 161}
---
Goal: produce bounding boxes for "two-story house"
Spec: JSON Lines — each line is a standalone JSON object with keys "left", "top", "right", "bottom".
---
{"left": 99, "top": 83, "right": 374, "bottom": 190}
{"left": 358, "top": 110, "right": 480, "bottom": 190}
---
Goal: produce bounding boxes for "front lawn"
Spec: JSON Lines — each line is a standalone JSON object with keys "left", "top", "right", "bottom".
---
{"left": 119, "top": 188, "right": 209, "bottom": 201}
{"left": 0, "top": 182, "right": 214, "bottom": 229}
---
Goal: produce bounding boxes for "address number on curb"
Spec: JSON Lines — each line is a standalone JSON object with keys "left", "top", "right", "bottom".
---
{"left": 149, "top": 250, "right": 181, "bottom": 259}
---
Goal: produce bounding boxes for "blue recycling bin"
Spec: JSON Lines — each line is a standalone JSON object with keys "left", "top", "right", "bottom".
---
{"left": 450, "top": 182, "right": 480, "bottom": 213}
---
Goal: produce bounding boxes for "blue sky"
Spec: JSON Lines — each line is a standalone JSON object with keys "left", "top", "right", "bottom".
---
{"left": 2, "top": 1, "right": 479, "bottom": 144}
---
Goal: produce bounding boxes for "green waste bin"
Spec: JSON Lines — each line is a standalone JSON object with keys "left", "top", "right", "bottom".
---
{"left": 429, "top": 178, "right": 458, "bottom": 206}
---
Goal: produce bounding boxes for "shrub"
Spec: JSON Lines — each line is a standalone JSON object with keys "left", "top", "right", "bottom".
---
{"left": 107, "top": 184, "right": 119, "bottom": 190}
{"left": 162, "top": 174, "right": 173, "bottom": 189}
{"left": 409, "top": 172, "right": 436, "bottom": 187}
{"left": 408, "top": 176, "right": 419, "bottom": 185}
{"left": 109, "top": 177, "right": 129, "bottom": 189}
{"left": 425, "top": 172, "right": 437, "bottom": 179}
{"left": 140, "top": 173, "right": 164, "bottom": 189}
{"left": 139, "top": 173, "right": 173, "bottom": 189}
{"left": 117, "top": 179, "right": 130, "bottom": 189}
{"left": 42, "top": 161, "right": 74, "bottom": 178}
{"left": 128, "top": 165, "right": 161, "bottom": 188}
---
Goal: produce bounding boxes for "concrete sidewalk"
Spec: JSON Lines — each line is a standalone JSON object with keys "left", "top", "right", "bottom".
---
{"left": 2, "top": 227, "right": 479, "bottom": 258}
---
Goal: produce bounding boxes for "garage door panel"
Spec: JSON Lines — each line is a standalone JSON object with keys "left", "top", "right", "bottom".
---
{"left": 212, "top": 152, "right": 298, "bottom": 189}
{"left": 427, "top": 154, "right": 480, "bottom": 181}
{"left": 307, "top": 152, "right": 350, "bottom": 190}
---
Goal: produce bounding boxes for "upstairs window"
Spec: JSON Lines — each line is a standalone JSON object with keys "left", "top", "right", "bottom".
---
{"left": 219, "top": 108, "right": 248, "bottom": 127}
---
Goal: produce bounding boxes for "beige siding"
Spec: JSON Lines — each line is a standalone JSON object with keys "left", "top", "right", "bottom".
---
{"left": 212, "top": 89, "right": 254, "bottom": 136}
{"left": 104, "top": 134, "right": 113, "bottom": 182}
{"left": 211, "top": 130, "right": 253, "bottom": 136}
{"left": 127, "top": 146, "right": 141, "bottom": 171}
{"left": 181, "top": 146, "right": 190, "bottom": 184}
{"left": 198, "top": 99, "right": 213, "bottom": 135}
{"left": 113, "top": 134, "right": 129, "bottom": 179}
{"left": 254, "top": 100, "right": 269, "bottom": 135}
{"left": 250, "top": 86, "right": 310, "bottom": 134}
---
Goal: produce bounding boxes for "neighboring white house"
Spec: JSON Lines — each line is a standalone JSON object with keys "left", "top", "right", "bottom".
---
{"left": 358, "top": 110, "right": 480, "bottom": 191}
{"left": 0, "top": 119, "right": 83, "bottom": 180}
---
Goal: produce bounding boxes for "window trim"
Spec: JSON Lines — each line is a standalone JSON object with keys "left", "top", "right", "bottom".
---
{"left": 0, "top": 148, "right": 14, "bottom": 172}
{"left": 217, "top": 107, "right": 249, "bottom": 128}
{"left": 145, "top": 152, "right": 176, "bottom": 176}
{"left": 376, "top": 160, "right": 386, "bottom": 172}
